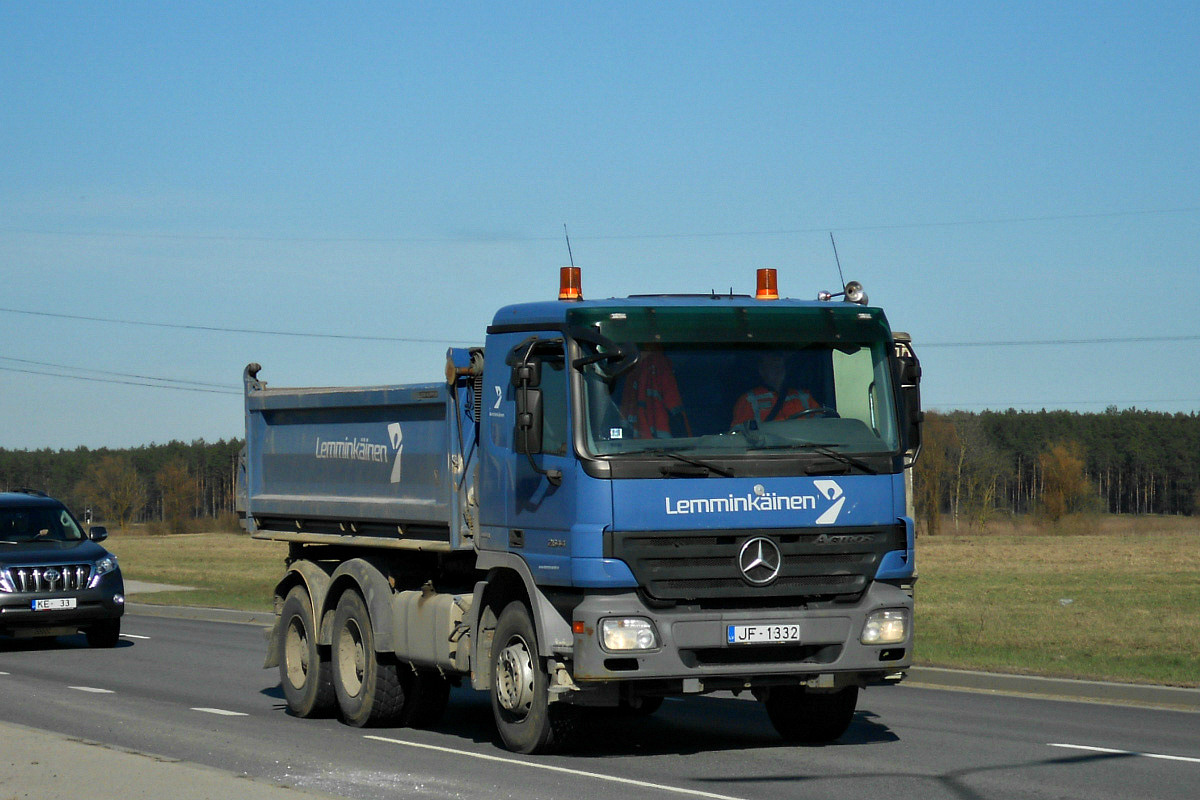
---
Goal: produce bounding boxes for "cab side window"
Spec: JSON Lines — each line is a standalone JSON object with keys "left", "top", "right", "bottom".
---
{"left": 540, "top": 348, "right": 568, "bottom": 457}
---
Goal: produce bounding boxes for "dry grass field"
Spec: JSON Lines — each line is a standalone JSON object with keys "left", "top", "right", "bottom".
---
{"left": 106, "top": 515, "right": 1200, "bottom": 686}
{"left": 918, "top": 515, "right": 1199, "bottom": 686}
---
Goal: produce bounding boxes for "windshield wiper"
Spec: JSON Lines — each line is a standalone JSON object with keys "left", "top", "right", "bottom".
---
{"left": 637, "top": 448, "right": 735, "bottom": 478}
{"left": 747, "top": 441, "right": 879, "bottom": 474}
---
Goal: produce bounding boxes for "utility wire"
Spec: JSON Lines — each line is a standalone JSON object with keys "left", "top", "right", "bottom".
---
{"left": 1, "top": 206, "right": 1196, "bottom": 244}
{"left": 0, "top": 307, "right": 475, "bottom": 345}
{"left": 921, "top": 333, "right": 1200, "bottom": 348}
{"left": 3, "top": 306, "right": 1196, "bottom": 349}
{"left": 0, "top": 356, "right": 235, "bottom": 390}
{"left": 0, "top": 365, "right": 241, "bottom": 395}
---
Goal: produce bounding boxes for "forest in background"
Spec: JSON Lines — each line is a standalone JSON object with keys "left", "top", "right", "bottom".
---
{"left": 914, "top": 408, "right": 1200, "bottom": 534}
{"left": 1, "top": 407, "right": 1199, "bottom": 534}
{"left": 0, "top": 439, "right": 242, "bottom": 532}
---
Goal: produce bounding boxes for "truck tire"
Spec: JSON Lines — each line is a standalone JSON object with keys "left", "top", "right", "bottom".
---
{"left": 764, "top": 685, "right": 859, "bottom": 744}
{"left": 85, "top": 619, "right": 121, "bottom": 648}
{"left": 490, "top": 601, "right": 576, "bottom": 754}
{"left": 279, "top": 586, "right": 335, "bottom": 717}
{"left": 399, "top": 669, "right": 452, "bottom": 728}
{"left": 331, "top": 590, "right": 405, "bottom": 727}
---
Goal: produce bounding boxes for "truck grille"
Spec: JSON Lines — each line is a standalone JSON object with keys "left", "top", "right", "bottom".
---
{"left": 3, "top": 564, "right": 93, "bottom": 593}
{"left": 605, "top": 525, "right": 906, "bottom": 604}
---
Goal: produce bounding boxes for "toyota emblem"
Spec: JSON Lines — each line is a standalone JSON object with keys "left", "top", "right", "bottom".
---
{"left": 737, "top": 537, "right": 782, "bottom": 586}
{"left": 42, "top": 567, "right": 61, "bottom": 583}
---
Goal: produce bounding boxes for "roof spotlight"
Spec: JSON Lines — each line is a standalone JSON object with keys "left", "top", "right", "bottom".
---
{"left": 817, "top": 281, "right": 868, "bottom": 305}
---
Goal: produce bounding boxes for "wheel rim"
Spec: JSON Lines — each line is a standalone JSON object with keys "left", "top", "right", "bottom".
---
{"left": 284, "top": 616, "right": 310, "bottom": 688}
{"left": 495, "top": 634, "right": 535, "bottom": 716}
{"left": 336, "top": 617, "right": 366, "bottom": 697}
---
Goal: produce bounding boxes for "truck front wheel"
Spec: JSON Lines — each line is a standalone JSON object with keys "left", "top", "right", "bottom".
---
{"left": 490, "top": 601, "right": 575, "bottom": 754}
{"left": 279, "top": 586, "right": 335, "bottom": 717}
{"left": 765, "top": 685, "right": 859, "bottom": 743}
{"left": 331, "top": 590, "right": 405, "bottom": 727}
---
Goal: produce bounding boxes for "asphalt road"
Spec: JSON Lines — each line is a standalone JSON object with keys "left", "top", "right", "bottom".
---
{"left": 1, "top": 612, "right": 1198, "bottom": 800}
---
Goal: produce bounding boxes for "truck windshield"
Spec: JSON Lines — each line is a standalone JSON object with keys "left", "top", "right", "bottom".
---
{"left": 569, "top": 305, "right": 900, "bottom": 459}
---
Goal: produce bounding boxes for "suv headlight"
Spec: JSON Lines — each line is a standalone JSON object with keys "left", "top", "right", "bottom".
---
{"left": 861, "top": 609, "right": 908, "bottom": 645}
{"left": 0, "top": 569, "right": 13, "bottom": 593}
{"left": 600, "top": 617, "right": 659, "bottom": 651}
{"left": 88, "top": 554, "right": 119, "bottom": 588}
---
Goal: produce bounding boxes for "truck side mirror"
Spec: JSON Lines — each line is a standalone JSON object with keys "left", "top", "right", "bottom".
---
{"left": 893, "top": 337, "right": 923, "bottom": 463}
{"left": 510, "top": 359, "right": 541, "bottom": 388}
{"left": 514, "top": 387, "right": 544, "bottom": 455}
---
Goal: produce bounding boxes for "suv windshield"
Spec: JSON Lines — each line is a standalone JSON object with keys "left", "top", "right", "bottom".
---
{"left": 570, "top": 304, "right": 900, "bottom": 459}
{"left": 0, "top": 505, "right": 85, "bottom": 544}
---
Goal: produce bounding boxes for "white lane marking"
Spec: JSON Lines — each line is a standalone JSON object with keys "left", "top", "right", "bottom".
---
{"left": 191, "top": 707, "right": 248, "bottom": 717}
{"left": 122, "top": 634, "right": 151, "bottom": 640}
{"left": 365, "top": 735, "right": 749, "bottom": 800}
{"left": 69, "top": 686, "right": 114, "bottom": 694}
{"left": 1049, "top": 743, "right": 1200, "bottom": 765}
{"left": 0, "top": 671, "right": 8, "bottom": 676}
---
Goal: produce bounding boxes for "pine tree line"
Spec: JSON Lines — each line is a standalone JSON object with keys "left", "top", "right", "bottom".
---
{"left": 913, "top": 408, "right": 1200, "bottom": 534}
{"left": 0, "top": 440, "right": 243, "bottom": 531}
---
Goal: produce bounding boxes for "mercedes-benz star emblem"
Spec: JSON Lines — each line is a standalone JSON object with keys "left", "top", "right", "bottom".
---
{"left": 737, "top": 537, "right": 782, "bottom": 586}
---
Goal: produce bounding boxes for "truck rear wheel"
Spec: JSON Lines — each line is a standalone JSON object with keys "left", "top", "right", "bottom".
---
{"left": 279, "top": 586, "right": 335, "bottom": 717}
{"left": 490, "top": 601, "right": 576, "bottom": 754}
{"left": 765, "top": 685, "right": 859, "bottom": 743}
{"left": 331, "top": 590, "right": 405, "bottom": 727}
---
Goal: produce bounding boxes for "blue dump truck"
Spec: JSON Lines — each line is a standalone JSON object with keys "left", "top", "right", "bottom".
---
{"left": 241, "top": 268, "right": 923, "bottom": 753}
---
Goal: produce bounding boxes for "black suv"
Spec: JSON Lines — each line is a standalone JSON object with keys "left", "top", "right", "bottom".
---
{"left": 0, "top": 489, "right": 124, "bottom": 647}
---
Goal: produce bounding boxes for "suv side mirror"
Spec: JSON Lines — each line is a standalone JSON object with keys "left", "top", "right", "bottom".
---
{"left": 88, "top": 526, "right": 109, "bottom": 542}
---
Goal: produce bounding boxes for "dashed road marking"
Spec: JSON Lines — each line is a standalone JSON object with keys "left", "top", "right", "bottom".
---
{"left": 365, "top": 735, "right": 749, "bottom": 800}
{"left": 122, "top": 634, "right": 151, "bottom": 640}
{"left": 69, "top": 686, "right": 114, "bottom": 694}
{"left": 1049, "top": 743, "right": 1200, "bottom": 765}
{"left": 191, "top": 707, "right": 248, "bottom": 717}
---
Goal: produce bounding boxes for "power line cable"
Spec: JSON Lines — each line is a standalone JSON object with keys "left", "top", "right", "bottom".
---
{"left": 0, "top": 356, "right": 235, "bottom": 390}
{"left": 0, "top": 307, "right": 475, "bottom": 345}
{"left": 4, "top": 306, "right": 1196, "bottom": 350}
{"left": 1, "top": 206, "right": 1196, "bottom": 244}
{"left": 921, "top": 333, "right": 1200, "bottom": 348}
{"left": 0, "top": 365, "right": 241, "bottom": 395}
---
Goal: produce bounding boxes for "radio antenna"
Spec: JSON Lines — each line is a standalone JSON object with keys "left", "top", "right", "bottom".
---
{"left": 829, "top": 232, "right": 846, "bottom": 289}
{"left": 564, "top": 224, "right": 575, "bottom": 267}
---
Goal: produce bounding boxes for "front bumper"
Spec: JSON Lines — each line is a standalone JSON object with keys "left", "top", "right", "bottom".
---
{"left": 570, "top": 580, "right": 912, "bottom": 687}
{"left": 0, "top": 571, "right": 125, "bottom": 635}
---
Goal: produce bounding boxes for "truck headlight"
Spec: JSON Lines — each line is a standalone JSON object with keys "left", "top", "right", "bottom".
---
{"left": 88, "top": 554, "right": 119, "bottom": 588}
{"left": 600, "top": 618, "right": 659, "bottom": 651}
{"left": 0, "top": 570, "right": 13, "bottom": 593}
{"left": 861, "top": 609, "right": 908, "bottom": 645}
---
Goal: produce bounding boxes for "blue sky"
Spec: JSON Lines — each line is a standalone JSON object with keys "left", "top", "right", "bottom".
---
{"left": 2, "top": 1, "right": 1198, "bottom": 450}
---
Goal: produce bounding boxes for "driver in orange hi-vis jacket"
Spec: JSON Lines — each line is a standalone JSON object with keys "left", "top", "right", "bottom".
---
{"left": 730, "top": 351, "right": 820, "bottom": 426}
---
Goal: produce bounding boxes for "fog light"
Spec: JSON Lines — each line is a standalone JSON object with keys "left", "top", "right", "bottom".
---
{"left": 600, "top": 618, "right": 658, "bottom": 651}
{"left": 861, "top": 609, "right": 908, "bottom": 645}
{"left": 113, "top": 594, "right": 125, "bottom": 605}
